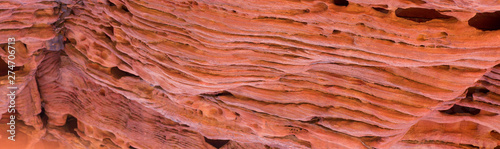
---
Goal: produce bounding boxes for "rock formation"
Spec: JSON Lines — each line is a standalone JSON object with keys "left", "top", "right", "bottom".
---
{"left": 0, "top": 0, "right": 499, "bottom": 148}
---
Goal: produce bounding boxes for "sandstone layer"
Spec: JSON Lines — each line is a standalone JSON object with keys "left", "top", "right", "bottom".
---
{"left": 0, "top": 0, "right": 499, "bottom": 148}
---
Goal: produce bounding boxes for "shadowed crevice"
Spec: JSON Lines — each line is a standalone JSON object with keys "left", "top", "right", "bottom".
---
{"left": 466, "top": 87, "right": 490, "bottom": 99}
{"left": 333, "top": 0, "right": 349, "bottom": 6}
{"left": 439, "top": 104, "right": 480, "bottom": 115}
{"left": 110, "top": 67, "right": 137, "bottom": 79}
{"left": 395, "top": 8, "right": 455, "bottom": 23}
{"left": 65, "top": 115, "right": 79, "bottom": 137}
{"left": 39, "top": 107, "right": 49, "bottom": 127}
{"left": 373, "top": 7, "right": 389, "bottom": 14}
{"left": 0, "top": 59, "right": 23, "bottom": 76}
{"left": 204, "top": 137, "right": 230, "bottom": 149}
{"left": 468, "top": 11, "right": 500, "bottom": 31}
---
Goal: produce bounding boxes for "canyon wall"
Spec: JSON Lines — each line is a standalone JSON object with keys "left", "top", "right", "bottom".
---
{"left": 0, "top": 0, "right": 499, "bottom": 148}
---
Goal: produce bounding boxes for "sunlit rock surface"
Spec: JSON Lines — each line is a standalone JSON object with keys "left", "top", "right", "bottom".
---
{"left": 0, "top": 0, "right": 499, "bottom": 148}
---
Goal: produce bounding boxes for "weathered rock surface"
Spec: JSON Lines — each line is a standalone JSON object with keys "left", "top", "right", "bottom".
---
{"left": 0, "top": 0, "right": 499, "bottom": 148}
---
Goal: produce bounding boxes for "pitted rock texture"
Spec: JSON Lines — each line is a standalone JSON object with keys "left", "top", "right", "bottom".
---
{"left": 0, "top": 0, "right": 499, "bottom": 148}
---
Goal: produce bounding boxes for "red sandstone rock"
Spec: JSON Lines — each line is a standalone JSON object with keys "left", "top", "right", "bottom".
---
{"left": 0, "top": 0, "right": 499, "bottom": 148}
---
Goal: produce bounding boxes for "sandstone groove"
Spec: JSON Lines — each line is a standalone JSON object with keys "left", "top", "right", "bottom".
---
{"left": 0, "top": 0, "right": 499, "bottom": 148}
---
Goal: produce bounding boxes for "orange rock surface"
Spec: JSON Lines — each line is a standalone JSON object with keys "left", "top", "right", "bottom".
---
{"left": 0, "top": 0, "right": 499, "bottom": 148}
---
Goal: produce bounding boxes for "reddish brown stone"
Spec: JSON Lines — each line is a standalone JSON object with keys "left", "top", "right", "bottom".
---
{"left": 0, "top": 0, "right": 499, "bottom": 148}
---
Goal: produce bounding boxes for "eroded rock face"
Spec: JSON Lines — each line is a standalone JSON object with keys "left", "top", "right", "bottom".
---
{"left": 0, "top": 0, "right": 499, "bottom": 148}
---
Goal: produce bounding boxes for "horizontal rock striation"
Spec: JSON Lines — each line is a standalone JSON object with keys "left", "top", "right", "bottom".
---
{"left": 0, "top": 0, "right": 499, "bottom": 148}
